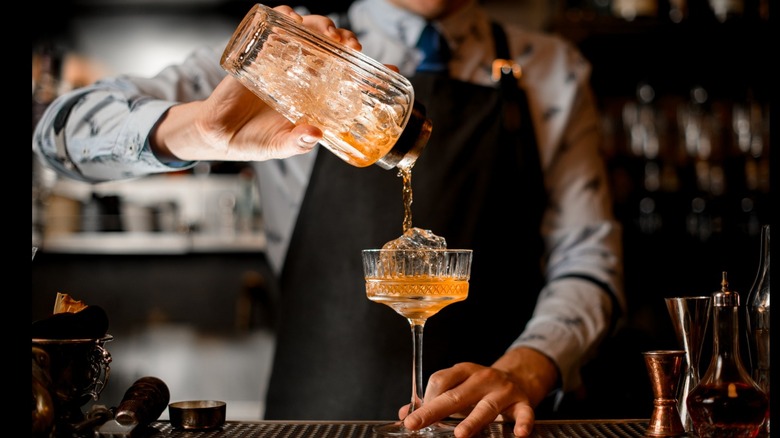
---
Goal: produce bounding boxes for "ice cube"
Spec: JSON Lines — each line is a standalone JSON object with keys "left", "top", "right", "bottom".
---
{"left": 377, "top": 228, "right": 447, "bottom": 276}
{"left": 382, "top": 227, "right": 447, "bottom": 250}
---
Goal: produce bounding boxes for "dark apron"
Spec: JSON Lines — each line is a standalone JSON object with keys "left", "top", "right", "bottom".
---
{"left": 264, "top": 23, "right": 548, "bottom": 421}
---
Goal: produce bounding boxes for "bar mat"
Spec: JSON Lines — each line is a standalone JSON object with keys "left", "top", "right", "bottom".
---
{"left": 146, "top": 420, "right": 650, "bottom": 437}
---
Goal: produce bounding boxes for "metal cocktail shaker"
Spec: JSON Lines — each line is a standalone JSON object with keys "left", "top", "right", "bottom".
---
{"left": 220, "top": 3, "right": 432, "bottom": 170}
{"left": 665, "top": 296, "right": 711, "bottom": 433}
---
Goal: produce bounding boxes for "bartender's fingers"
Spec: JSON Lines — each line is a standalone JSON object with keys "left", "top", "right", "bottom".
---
{"left": 403, "top": 363, "right": 535, "bottom": 437}
{"left": 400, "top": 362, "right": 478, "bottom": 429}
{"left": 506, "top": 404, "right": 535, "bottom": 438}
{"left": 288, "top": 125, "right": 323, "bottom": 150}
{"left": 298, "top": 12, "right": 362, "bottom": 51}
{"left": 186, "top": 76, "right": 323, "bottom": 161}
{"left": 233, "top": 117, "right": 322, "bottom": 160}
{"left": 273, "top": 5, "right": 361, "bottom": 50}
{"left": 272, "top": 5, "right": 303, "bottom": 21}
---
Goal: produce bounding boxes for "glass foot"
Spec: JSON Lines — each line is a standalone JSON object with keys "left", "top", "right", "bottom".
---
{"left": 373, "top": 421, "right": 455, "bottom": 437}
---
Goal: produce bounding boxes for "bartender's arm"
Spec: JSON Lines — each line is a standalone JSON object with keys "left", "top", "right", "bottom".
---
{"left": 32, "top": 6, "right": 360, "bottom": 182}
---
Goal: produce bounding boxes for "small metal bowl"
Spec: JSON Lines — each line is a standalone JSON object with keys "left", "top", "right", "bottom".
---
{"left": 168, "top": 400, "right": 226, "bottom": 430}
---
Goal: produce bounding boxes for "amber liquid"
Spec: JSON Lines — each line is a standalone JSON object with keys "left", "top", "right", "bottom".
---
{"left": 687, "top": 381, "right": 769, "bottom": 438}
{"left": 366, "top": 277, "right": 468, "bottom": 321}
{"left": 369, "top": 147, "right": 469, "bottom": 322}
{"left": 399, "top": 165, "right": 413, "bottom": 233}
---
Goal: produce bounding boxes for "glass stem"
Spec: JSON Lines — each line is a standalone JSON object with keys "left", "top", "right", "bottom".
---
{"left": 409, "top": 320, "right": 426, "bottom": 416}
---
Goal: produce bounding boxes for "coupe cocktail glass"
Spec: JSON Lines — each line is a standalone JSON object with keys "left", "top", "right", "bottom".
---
{"left": 362, "top": 248, "right": 472, "bottom": 437}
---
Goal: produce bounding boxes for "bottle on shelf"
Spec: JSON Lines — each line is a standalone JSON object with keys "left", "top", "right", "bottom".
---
{"left": 708, "top": 0, "right": 744, "bottom": 22}
{"left": 678, "top": 86, "right": 727, "bottom": 244}
{"left": 731, "top": 98, "right": 769, "bottom": 238}
{"left": 668, "top": 0, "right": 687, "bottom": 22}
{"left": 612, "top": 0, "right": 658, "bottom": 20}
{"left": 622, "top": 82, "right": 667, "bottom": 236}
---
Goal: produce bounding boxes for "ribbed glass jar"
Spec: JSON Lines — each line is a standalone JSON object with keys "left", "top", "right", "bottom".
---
{"left": 221, "top": 3, "right": 431, "bottom": 170}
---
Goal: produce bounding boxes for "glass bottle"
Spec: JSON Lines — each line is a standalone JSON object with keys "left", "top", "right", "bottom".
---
{"left": 687, "top": 272, "right": 769, "bottom": 438}
{"left": 708, "top": 0, "right": 744, "bottom": 22}
{"left": 221, "top": 3, "right": 432, "bottom": 170}
{"left": 746, "top": 224, "right": 770, "bottom": 435}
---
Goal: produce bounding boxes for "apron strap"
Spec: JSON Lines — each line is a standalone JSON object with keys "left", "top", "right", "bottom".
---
{"left": 490, "top": 22, "right": 521, "bottom": 91}
{"left": 490, "top": 21, "right": 543, "bottom": 178}
{"left": 491, "top": 22, "right": 531, "bottom": 136}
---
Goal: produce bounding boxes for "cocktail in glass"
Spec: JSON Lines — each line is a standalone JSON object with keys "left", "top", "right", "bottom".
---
{"left": 362, "top": 248, "right": 472, "bottom": 437}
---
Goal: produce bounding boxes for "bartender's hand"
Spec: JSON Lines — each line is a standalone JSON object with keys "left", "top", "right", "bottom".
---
{"left": 149, "top": 6, "right": 362, "bottom": 163}
{"left": 399, "top": 347, "right": 559, "bottom": 438}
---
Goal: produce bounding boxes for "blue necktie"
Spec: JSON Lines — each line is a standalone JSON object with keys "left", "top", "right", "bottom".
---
{"left": 415, "top": 23, "right": 450, "bottom": 73}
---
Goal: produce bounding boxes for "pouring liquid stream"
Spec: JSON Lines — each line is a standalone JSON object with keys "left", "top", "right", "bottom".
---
{"left": 400, "top": 165, "right": 413, "bottom": 234}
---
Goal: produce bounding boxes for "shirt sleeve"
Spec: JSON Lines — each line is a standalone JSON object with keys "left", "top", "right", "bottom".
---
{"left": 507, "top": 33, "right": 626, "bottom": 393}
{"left": 32, "top": 45, "right": 227, "bottom": 183}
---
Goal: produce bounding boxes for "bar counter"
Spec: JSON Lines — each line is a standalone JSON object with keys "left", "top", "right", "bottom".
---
{"left": 143, "top": 419, "right": 651, "bottom": 437}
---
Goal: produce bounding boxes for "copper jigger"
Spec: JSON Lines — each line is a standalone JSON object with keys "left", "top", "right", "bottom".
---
{"left": 643, "top": 350, "right": 686, "bottom": 437}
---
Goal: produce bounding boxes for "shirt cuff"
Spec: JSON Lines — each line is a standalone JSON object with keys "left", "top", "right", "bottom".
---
{"left": 507, "top": 318, "right": 586, "bottom": 392}
{"left": 123, "top": 100, "right": 197, "bottom": 171}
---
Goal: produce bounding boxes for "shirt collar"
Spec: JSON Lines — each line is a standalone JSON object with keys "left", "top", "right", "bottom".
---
{"left": 361, "top": 0, "right": 480, "bottom": 50}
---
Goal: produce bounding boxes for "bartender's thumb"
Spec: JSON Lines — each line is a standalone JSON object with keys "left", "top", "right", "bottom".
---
{"left": 291, "top": 124, "right": 322, "bottom": 151}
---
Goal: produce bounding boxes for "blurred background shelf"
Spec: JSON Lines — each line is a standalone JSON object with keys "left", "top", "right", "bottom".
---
{"left": 42, "top": 232, "right": 266, "bottom": 254}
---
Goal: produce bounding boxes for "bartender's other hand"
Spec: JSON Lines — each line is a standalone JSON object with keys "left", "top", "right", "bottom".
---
{"left": 150, "top": 6, "right": 361, "bottom": 163}
{"left": 399, "top": 347, "right": 558, "bottom": 438}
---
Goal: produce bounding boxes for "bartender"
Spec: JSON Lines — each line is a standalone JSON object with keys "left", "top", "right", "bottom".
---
{"left": 32, "top": 1, "right": 624, "bottom": 437}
